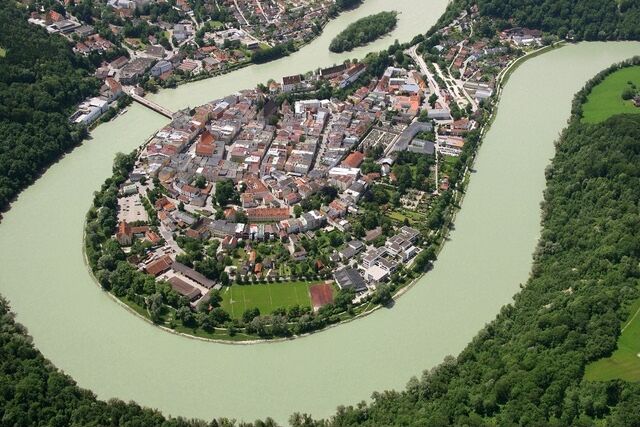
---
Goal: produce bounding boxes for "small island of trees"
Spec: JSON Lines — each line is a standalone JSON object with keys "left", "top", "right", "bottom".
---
{"left": 329, "top": 11, "right": 398, "bottom": 53}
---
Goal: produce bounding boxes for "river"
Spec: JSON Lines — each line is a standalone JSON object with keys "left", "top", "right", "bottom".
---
{"left": 0, "top": 9, "right": 638, "bottom": 424}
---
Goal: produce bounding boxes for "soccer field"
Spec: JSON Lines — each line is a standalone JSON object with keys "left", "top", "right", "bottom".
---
{"left": 221, "top": 281, "right": 315, "bottom": 319}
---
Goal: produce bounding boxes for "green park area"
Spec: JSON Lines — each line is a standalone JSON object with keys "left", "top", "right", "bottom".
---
{"left": 585, "top": 298, "right": 640, "bottom": 382}
{"left": 0, "top": 47, "right": 6, "bottom": 57}
{"left": 581, "top": 65, "right": 640, "bottom": 123}
{"left": 221, "top": 281, "right": 316, "bottom": 318}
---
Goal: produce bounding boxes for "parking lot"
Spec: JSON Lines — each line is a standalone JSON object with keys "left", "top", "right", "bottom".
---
{"left": 118, "top": 194, "right": 148, "bottom": 223}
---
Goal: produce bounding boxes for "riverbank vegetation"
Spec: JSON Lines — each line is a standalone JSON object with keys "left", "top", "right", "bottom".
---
{"left": 329, "top": 11, "right": 398, "bottom": 53}
{"left": 0, "top": 0, "right": 98, "bottom": 213}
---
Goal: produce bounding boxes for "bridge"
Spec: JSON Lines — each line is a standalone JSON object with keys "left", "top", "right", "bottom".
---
{"left": 128, "top": 90, "right": 175, "bottom": 119}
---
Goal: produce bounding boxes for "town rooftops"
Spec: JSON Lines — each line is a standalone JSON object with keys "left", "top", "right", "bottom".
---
{"left": 342, "top": 151, "right": 365, "bottom": 168}
{"left": 246, "top": 207, "right": 290, "bottom": 222}
{"left": 320, "top": 63, "right": 347, "bottom": 78}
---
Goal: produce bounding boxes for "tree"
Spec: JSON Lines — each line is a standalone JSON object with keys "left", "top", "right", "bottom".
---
{"left": 414, "top": 246, "right": 437, "bottom": 272}
{"left": 215, "top": 179, "right": 238, "bottom": 206}
{"left": 242, "top": 307, "right": 260, "bottom": 323}
{"left": 428, "top": 93, "right": 439, "bottom": 108}
{"left": 621, "top": 87, "right": 636, "bottom": 100}
{"left": 371, "top": 284, "right": 393, "bottom": 306}
{"left": 194, "top": 175, "right": 206, "bottom": 189}
{"left": 176, "top": 306, "right": 196, "bottom": 327}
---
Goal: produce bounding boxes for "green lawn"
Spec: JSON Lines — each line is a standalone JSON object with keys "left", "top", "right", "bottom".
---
{"left": 221, "top": 281, "right": 315, "bottom": 318}
{"left": 0, "top": 47, "right": 6, "bottom": 57}
{"left": 582, "top": 65, "right": 640, "bottom": 123}
{"left": 585, "top": 298, "right": 640, "bottom": 382}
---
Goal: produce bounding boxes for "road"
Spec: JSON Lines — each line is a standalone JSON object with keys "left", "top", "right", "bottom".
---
{"left": 406, "top": 45, "right": 442, "bottom": 96}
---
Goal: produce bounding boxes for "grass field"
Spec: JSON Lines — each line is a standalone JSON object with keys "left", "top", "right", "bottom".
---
{"left": 221, "top": 281, "right": 316, "bottom": 318}
{"left": 585, "top": 298, "right": 640, "bottom": 382}
{"left": 0, "top": 47, "right": 6, "bottom": 57}
{"left": 582, "top": 65, "right": 640, "bottom": 123}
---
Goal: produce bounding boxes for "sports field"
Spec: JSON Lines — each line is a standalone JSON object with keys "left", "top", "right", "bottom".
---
{"left": 221, "top": 281, "right": 316, "bottom": 318}
{"left": 585, "top": 298, "right": 640, "bottom": 382}
{"left": 581, "top": 65, "right": 640, "bottom": 123}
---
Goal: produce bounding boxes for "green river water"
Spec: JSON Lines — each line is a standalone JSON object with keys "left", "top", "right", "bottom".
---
{"left": 0, "top": 2, "right": 638, "bottom": 422}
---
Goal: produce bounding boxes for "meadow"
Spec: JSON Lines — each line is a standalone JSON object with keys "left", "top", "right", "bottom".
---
{"left": 581, "top": 65, "right": 640, "bottom": 123}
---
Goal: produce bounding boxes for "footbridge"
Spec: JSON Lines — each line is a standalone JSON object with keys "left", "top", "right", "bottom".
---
{"left": 128, "top": 90, "right": 175, "bottom": 119}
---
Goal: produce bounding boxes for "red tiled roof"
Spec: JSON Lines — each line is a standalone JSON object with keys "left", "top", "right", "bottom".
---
{"left": 342, "top": 151, "right": 364, "bottom": 168}
{"left": 144, "top": 255, "right": 173, "bottom": 276}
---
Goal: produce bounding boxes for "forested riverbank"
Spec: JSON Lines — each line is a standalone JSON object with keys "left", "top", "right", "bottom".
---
{"left": 298, "top": 65, "right": 640, "bottom": 427}
{"left": 0, "top": 0, "right": 98, "bottom": 213}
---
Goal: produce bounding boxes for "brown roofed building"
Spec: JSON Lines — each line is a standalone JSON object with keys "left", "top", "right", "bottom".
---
{"left": 116, "top": 221, "right": 132, "bottom": 246}
{"left": 342, "top": 151, "right": 365, "bottom": 168}
{"left": 282, "top": 74, "right": 303, "bottom": 92}
{"left": 246, "top": 207, "right": 291, "bottom": 222}
{"left": 168, "top": 276, "right": 201, "bottom": 301}
{"left": 144, "top": 255, "right": 173, "bottom": 277}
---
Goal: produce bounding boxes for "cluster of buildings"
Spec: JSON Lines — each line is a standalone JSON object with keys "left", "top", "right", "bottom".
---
{"left": 108, "top": 57, "right": 465, "bottom": 300}
{"left": 333, "top": 226, "right": 421, "bottom": 292}
{"left": 69, "top": 78, "right": 124, "bottom": 125}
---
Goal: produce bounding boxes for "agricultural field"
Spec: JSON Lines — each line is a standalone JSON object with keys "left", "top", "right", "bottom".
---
{"left": 581, "top": 65, "right": 640, "bottom": 123}
{"left": 585, "top": 298, "right": 640, "bottom": 382}
{"left": 221, "top": 281, "right": 318, "bottom": 318}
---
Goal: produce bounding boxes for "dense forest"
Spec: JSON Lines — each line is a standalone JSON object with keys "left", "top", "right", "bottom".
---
{"left": 472, "top": 0, "right": 640, "bottom": 40}
{"left": 329, "top": 11, "right": 398, "bottom": 53}
{"left": 0, "top": 0, "right": 99, "bottom": 213}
